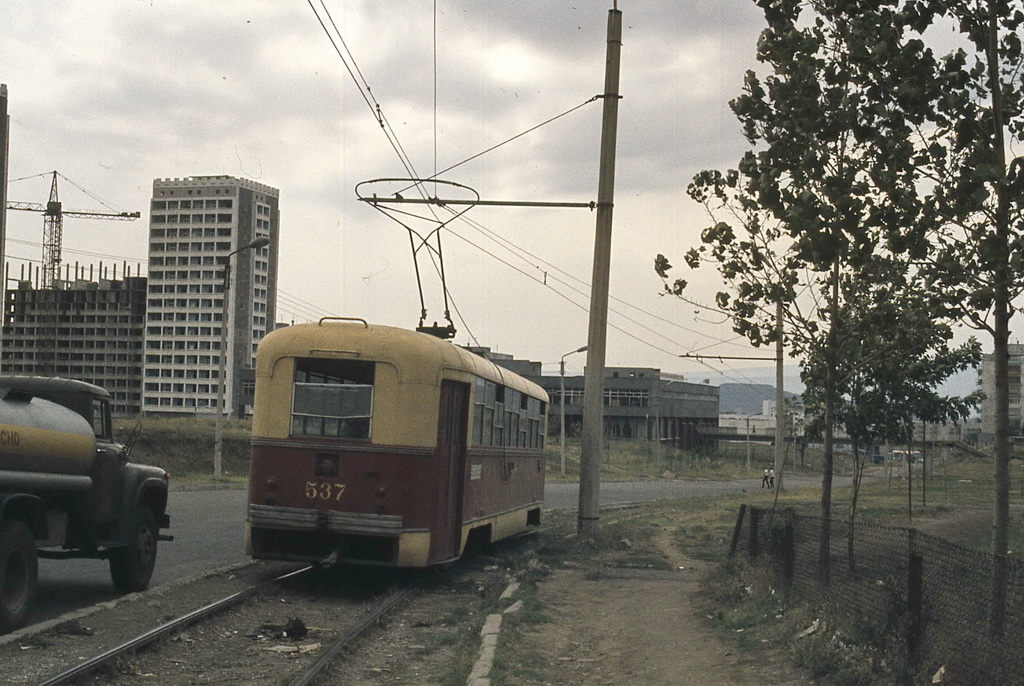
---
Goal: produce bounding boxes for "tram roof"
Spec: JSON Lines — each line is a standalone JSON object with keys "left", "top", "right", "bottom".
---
{"left": 258, "top": 320, "right": 548, "bottom": 401}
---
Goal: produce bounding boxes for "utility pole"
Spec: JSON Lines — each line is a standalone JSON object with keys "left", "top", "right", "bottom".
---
{"left": 578, "top": 5, "right": 622, "bottom": 538}
{"left": 560, "top": 345, "right": 588, "bottom": 477}
{"left": 214, "top": 236, "right": 270, "bottom": 479}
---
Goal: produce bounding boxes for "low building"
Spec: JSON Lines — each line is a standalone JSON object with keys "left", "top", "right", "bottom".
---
{"left": 540, "top": 367, "right": 719, "bottom": 449}
{"left": 467, "top": 348, "right": 721, "bottom": 449}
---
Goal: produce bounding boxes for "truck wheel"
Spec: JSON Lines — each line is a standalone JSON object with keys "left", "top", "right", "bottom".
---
{"left": 110, "top": 508, "right": 158, "bottom": 593}
{"left": 0, "top": 520, "right": 38, "bottom": 632}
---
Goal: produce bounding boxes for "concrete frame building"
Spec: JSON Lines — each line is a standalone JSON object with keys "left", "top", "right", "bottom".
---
{"left": 1, "top": 84, "right": 9, "bottom": 304}
{"left": 978, "top": 344, "right": 1024, "bottom": 444}
{"left": 545, "top": 367, "right": 720, "bottom": 449}
{"left": 469, "top": 346, "right": 721, "bottom": 449}
{"left": 2, "top": 270, "right": 147, "bottom": 415}
{"left": 143, "top": 176, "right": 279, "bottom": 416}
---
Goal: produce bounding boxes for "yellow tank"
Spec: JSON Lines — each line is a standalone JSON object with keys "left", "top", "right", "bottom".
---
{"left": 0, "top": 394, "right": 96, "bottom": 476}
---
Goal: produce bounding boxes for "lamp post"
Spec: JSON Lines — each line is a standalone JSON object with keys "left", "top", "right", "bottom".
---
{"left": 560, "top": 345, "right": 588, "bottom": 477}
{"left": 214, "top": 236, "right": 270, "bottom": 478}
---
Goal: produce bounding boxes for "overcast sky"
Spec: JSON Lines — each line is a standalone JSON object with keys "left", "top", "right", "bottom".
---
{"left": 0, "top": 1, "right": 820, "bottom": 385}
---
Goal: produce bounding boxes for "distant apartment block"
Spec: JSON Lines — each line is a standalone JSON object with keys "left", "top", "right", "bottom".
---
{"left": 144, "top": 176, "right": 279, "bottom": 416}
{"left": 978, "top": 343, "right": 1024, "bottom": 442}
{"left": 2, "top": 269, "right": 147, "bottom": 415}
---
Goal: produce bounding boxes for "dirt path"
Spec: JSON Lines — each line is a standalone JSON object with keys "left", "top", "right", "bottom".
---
{"left": 514, "top": 558, "right": 814, "bottom": 685}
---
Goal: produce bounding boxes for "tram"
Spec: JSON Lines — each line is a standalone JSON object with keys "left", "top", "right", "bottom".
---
{"left": 246, "top": 318, "right": 547, "bottom": 567}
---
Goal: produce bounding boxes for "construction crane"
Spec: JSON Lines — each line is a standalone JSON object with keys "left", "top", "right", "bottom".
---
{"left": 6, "top": 170, "right": 140, "bottom": 288}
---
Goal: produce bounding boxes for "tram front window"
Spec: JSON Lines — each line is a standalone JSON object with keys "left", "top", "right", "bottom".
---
{"left": 291, "top": 358, "right": 374, "bottom": 439}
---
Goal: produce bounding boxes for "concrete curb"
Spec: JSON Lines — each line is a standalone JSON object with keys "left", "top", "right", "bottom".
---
{"left": 466, "top": 581, "right": 523, "bottom": 686}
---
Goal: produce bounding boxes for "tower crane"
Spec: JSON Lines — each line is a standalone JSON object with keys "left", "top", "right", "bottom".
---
{"left": 6, "top": 170, "right": 140, "bottom": 288}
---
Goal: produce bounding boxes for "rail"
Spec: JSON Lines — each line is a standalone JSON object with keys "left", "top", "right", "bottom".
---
{"left": 36, "top": 566, "right": 314, "bottom": 686}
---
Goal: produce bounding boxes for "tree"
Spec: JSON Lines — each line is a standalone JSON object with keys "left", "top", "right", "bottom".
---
{"left": 659, "top": 0, "right": 995, "bottom": 583}
{"left": 900, "top": 0, "right": 1024, "bottom": 635}
{"left": 799, "top": 263, "right": 981, "bottom": 566}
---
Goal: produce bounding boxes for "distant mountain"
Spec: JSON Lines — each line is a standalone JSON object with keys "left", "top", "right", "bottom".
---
{"left": 718, "top": 368, "right": 977, "bottom": 417}
{"left": 719, "top": 383, "right": 800, "bottom": 415}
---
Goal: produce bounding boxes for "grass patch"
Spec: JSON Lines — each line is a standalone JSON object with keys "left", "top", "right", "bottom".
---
{"left": 114, "top": 416, "right": 253, "bottom": 483}
{"left": 544, "top": 437, "right": 793, "bottom": 482}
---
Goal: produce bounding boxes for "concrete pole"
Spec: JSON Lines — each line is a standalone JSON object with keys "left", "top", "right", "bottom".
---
{"left": 559, "top": 345, "right": 588, "bottom": 478}
{"left": 213, "top": 260, "right": 232, "bottom": 480}
{"left": 214, "top": 236, "right": 270, "bottom": 478}
{"left": 578, "top": 6, "right": 622, "bottom": 538}
{"left": 746, "top": 416, "right": 752, "bottom": 471}
{"left": 560, "top": 358, "right": 567, "bottom": 477}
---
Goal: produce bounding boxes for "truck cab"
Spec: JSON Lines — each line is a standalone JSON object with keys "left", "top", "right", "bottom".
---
{"left": 0, "top": 376, "right": 171, "bottom": 632}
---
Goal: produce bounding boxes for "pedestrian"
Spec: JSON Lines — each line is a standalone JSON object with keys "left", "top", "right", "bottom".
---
{"left": 762, "top": 467, "right": 770, "bottom": 488}
{"left": 769, "top": 467, "right": 775, "bottom": 489}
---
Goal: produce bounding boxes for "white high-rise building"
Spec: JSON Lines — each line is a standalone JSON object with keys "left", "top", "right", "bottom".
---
{"left": 143, "top": 176, "right": 279, "bottom": 416}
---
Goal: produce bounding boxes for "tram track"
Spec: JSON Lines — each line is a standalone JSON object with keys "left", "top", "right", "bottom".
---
{"left": 36, "top": 566, "right": 315, "bottom": 685}
{"left": 21, "top": 564, "right": 424, "bottom": 686}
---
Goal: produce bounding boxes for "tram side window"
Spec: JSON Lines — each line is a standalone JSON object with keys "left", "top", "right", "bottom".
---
{"left": 291, "top": 358, "right": 374, "bottom": 439}
{"left": 473, "top": 378, "right": 495, "bottom": 445}
{"left": 527, "top": 396, "right": 547, "bottom": 449}
{"left": 506, "top": 389, "right": 521, "bottom": 447}
{"left": 472, "top": 379, "right": 545, "bottom": 449}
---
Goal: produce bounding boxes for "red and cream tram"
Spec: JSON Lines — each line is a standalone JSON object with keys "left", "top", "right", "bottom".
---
{"left": 246, "top": 318, "right": 547, "bottom": 567}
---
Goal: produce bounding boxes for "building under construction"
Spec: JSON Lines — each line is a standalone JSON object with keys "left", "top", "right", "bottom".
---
{"left": 2, "top": 264, "right": 147, "bottom": 415}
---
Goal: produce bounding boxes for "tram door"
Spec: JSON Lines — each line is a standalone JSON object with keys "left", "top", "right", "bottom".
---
{"left": 432, "top": 380, "right": 469, "bottom": 563}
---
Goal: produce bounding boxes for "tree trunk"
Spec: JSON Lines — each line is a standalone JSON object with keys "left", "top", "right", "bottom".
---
{"left": 818, "top": 260, "right": 839, "bottom": 585}
{"left": 986, "top": 1, "right": 1010, "bottom": 638}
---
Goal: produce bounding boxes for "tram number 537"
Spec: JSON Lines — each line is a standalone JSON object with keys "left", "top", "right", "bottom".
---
{"left": 305, "top": 481, "right": 347, "bottom": 501}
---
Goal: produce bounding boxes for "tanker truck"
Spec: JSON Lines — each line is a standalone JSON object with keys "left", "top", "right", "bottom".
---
{"left": 0, "top": 376, "right": 171, "bottom": 632}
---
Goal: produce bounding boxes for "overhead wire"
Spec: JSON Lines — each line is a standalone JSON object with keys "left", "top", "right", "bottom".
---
{"left": 311, "top": 0, "right": 464, "bottom": 329}
{"left": 307, "top": 2, "right": 785, "bottom": 387}
{"left": 440, "top": 205, "right": 758, "bottom": 354}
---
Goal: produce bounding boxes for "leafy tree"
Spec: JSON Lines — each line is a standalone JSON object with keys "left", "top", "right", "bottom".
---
{"left": 895, "top": 0, "right": 1024, "bottom": 635}
{"left": 799, "top": 262, "right": 981, "bottom": 566}
{"left": 658, "top": 0, "right": 991, "bottom": 583}
{"left": 659, "top": 0, "right": 943, "bottom": 583}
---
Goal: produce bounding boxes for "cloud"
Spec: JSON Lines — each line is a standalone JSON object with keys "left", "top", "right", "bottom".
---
{"left": 1, "top": 0, "right": 809, "bottom": 382}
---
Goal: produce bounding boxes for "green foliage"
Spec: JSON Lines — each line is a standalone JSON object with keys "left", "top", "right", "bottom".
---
{"left": 114, "top": 417, "right": 252, "bottom": 481}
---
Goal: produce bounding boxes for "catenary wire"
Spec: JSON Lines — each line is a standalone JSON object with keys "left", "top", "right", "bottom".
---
{"left": 305, "top": 2, "right": 783, "bottom": 386}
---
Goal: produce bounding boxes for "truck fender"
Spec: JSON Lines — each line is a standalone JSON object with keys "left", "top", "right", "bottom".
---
{"left": 113, "top": 467, "right": 170, "bottom": 542}
{"left": 0, "top": 493, "right": 48, "bottom": 540}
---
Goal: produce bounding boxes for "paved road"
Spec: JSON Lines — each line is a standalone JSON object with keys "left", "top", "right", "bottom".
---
{"left": 26, "top": 475, "right": 829, "bottom": 629}
{"left": 32, "top": 487, "right": 252, "bottom": 626}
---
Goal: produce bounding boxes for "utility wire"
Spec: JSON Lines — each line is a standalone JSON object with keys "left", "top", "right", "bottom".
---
{"left": 306, "top": 3, "right": 779, "bottom": 386}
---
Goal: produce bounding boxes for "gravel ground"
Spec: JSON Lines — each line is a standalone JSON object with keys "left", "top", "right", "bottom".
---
{"left": 3, "top": 515, "right": 816, "bottom": 686}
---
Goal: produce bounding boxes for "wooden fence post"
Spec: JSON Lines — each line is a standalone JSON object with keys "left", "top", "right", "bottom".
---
{"left": 781, "top": 508, "right": 796, "bottom": 591}
{"left": 749, "top": 507, "right": 761, "bottom": 560}
{"left": 907, "top": 529, "right": 923, "bottom": 670}
{"left": 729, "top": 504, "right": 747, "bottom": 558}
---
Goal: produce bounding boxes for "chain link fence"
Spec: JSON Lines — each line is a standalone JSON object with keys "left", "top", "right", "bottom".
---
{"left": 730, "top": 505, "right": 1024, "bottom": 685}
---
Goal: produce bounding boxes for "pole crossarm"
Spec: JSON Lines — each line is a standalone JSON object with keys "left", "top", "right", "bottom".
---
{"left": 677, "top": 354, "right": 777, "bottom": 361}
{"left": 358, "top": 196, "right": 595, "bottom": 209}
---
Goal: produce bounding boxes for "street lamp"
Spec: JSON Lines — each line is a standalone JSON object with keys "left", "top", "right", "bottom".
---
{"left": 560, "top": 345, "right": 588, "bottom": 477}
{"left": 214, "top": 235, "right": 271, "bottom": 478}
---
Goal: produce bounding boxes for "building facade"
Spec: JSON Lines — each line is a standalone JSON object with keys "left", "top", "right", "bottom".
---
{"left": 978, "top": 343, "right": 1024, "bottom": 443}
{"left": 2, "top": 270, "right": 147, "bottom": 415}
{"left": 542, "top": 367, "right": 719, "bottom": 448}
{"left": 144, "top": 176, "right": 279, "bottom": 416}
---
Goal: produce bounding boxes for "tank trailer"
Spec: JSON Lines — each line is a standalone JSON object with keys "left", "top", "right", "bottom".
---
{"left": 0, "top": 376, "right": 171, "bottom": 632}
